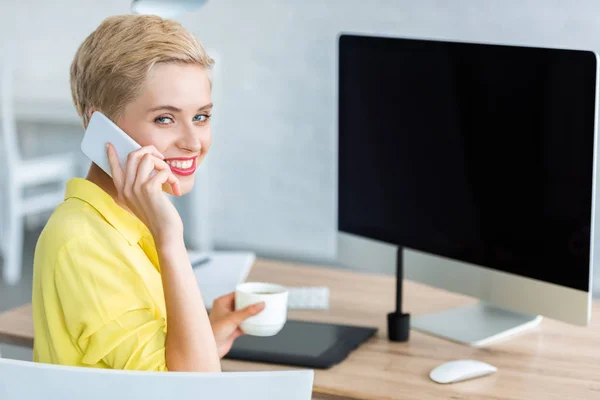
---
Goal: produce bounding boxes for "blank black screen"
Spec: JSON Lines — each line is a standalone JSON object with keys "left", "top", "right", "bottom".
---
{"left": 338, "top": 35, "right": 597, "bottom": 291}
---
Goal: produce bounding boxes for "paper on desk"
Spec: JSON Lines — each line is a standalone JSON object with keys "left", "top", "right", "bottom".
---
{"left": 188, "top": 250, "right": 256, "bottom": 307}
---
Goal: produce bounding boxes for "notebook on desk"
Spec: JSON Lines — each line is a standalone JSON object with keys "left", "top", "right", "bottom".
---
{"left": 188, "top": 250, "right": 255, "bottom": 307}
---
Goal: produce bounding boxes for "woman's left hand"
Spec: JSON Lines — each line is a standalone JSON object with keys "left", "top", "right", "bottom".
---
{"left": 209, "top": 293, "right": 265, "bottom": 358}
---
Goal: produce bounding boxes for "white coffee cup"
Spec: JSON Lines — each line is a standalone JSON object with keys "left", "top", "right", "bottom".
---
{"left": 235, "top": 282, "right": 288, "bottom": 336}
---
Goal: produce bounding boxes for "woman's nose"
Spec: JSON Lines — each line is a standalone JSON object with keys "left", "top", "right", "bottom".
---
{"left": 177, "top": 123, "right": 202, "bottom": 152}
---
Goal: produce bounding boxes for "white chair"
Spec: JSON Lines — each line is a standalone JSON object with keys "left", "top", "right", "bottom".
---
{"left": 0, "top": 57, "right": 76, "bottom": 285}
{"left": 0, "top": 358, "right": 314, "bottom": 400}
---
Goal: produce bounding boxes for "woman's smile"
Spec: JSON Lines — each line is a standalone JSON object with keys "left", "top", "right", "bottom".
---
{"left": 164, "top": 156, "right": 197, "bottom": 176}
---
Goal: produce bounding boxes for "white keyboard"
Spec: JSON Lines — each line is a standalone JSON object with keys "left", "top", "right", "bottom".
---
{"left": 286, "top": 287, "right": 330, "bottom": 310}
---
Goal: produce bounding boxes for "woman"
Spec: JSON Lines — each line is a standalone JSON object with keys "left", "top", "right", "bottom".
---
{"left": 31, "top": 14, "right": 263, "bottom": 372}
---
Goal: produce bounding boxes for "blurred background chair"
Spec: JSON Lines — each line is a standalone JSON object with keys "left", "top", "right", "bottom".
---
{"left": 0, "top": 357, "right": 314, "bottom": 400}
{"left": 0, "top": 55, "right": 76, "bottom": 286}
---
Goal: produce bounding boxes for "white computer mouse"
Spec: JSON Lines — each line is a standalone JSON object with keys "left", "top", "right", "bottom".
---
{"left": 429, "top": 360, "right": 497, "bottom": 384}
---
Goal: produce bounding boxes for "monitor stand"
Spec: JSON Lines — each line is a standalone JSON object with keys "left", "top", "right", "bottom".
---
{"left": 411, "top": 302, "right": 543, "bottom": 346}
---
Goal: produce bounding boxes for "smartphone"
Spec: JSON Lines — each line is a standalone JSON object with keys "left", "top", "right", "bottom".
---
{"left": 81, "top": 111, "right": 141, "bottom": 178}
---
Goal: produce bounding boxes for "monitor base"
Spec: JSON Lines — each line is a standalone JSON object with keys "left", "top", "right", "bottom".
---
{"left": 411, "top": 302, "right": 543, "bottom": 347}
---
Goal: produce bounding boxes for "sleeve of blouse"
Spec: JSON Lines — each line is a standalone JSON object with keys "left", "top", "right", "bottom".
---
{"left": 54, "top": 236, "right": 168, "bottom": 371}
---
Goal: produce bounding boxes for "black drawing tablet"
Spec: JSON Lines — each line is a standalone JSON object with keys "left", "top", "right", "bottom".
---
{"left": 225, "top": 320, "right": 378, "bottom": 369}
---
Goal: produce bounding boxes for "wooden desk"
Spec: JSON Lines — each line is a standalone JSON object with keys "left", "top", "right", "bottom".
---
{"left": 2, "top": 259, "right": 600, "bottom": 400}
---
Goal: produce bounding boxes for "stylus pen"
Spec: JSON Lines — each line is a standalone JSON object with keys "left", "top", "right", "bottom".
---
{"left": 192, "top": 257, "right": 211, "bottom": 269}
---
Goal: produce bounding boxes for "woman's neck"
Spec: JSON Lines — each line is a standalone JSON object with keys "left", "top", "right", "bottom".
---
{"left": 86, "top": 163, "right": 130, "bottom": 212}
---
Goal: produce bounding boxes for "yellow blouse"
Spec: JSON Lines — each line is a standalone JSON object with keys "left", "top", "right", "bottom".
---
{"left": 32, "top": 178, "right": 168, "bottom": 371}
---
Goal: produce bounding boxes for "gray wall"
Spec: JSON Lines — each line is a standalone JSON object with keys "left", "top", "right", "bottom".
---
{"left": 9, "top": 0, "right": 600, "bottom": 276}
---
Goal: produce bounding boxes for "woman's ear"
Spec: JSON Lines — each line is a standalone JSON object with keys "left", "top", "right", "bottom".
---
{"left": 87, "top": 107, "right": 96, "bottom": 120}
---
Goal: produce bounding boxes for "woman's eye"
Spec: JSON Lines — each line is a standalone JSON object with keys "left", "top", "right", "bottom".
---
{"left": 193, "top": 114, "right": 211, "bottom": 123}
{"left": 155, "top": 116, "right": 173, "bottom": 124}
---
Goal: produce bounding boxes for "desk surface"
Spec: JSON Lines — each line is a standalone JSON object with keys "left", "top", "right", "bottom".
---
{"left": 1, "top": 259, "right": 600, "bottom": 400}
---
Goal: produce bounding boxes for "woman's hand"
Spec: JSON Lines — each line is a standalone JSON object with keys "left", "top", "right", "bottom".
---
{"left": 106, "top": 143, "right": 183, "bottom": 246}
{"left": 209, "top": 293, "right": 265, "bottom": 358}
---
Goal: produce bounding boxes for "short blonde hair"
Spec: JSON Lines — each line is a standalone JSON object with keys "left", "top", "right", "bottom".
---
{"left": 70, "top": 14, "right": 214, "bottom": 128}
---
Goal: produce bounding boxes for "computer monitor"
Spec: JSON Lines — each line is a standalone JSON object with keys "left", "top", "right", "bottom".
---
{"left": 336, "top": 34, "right": 599, "bottom": 346}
